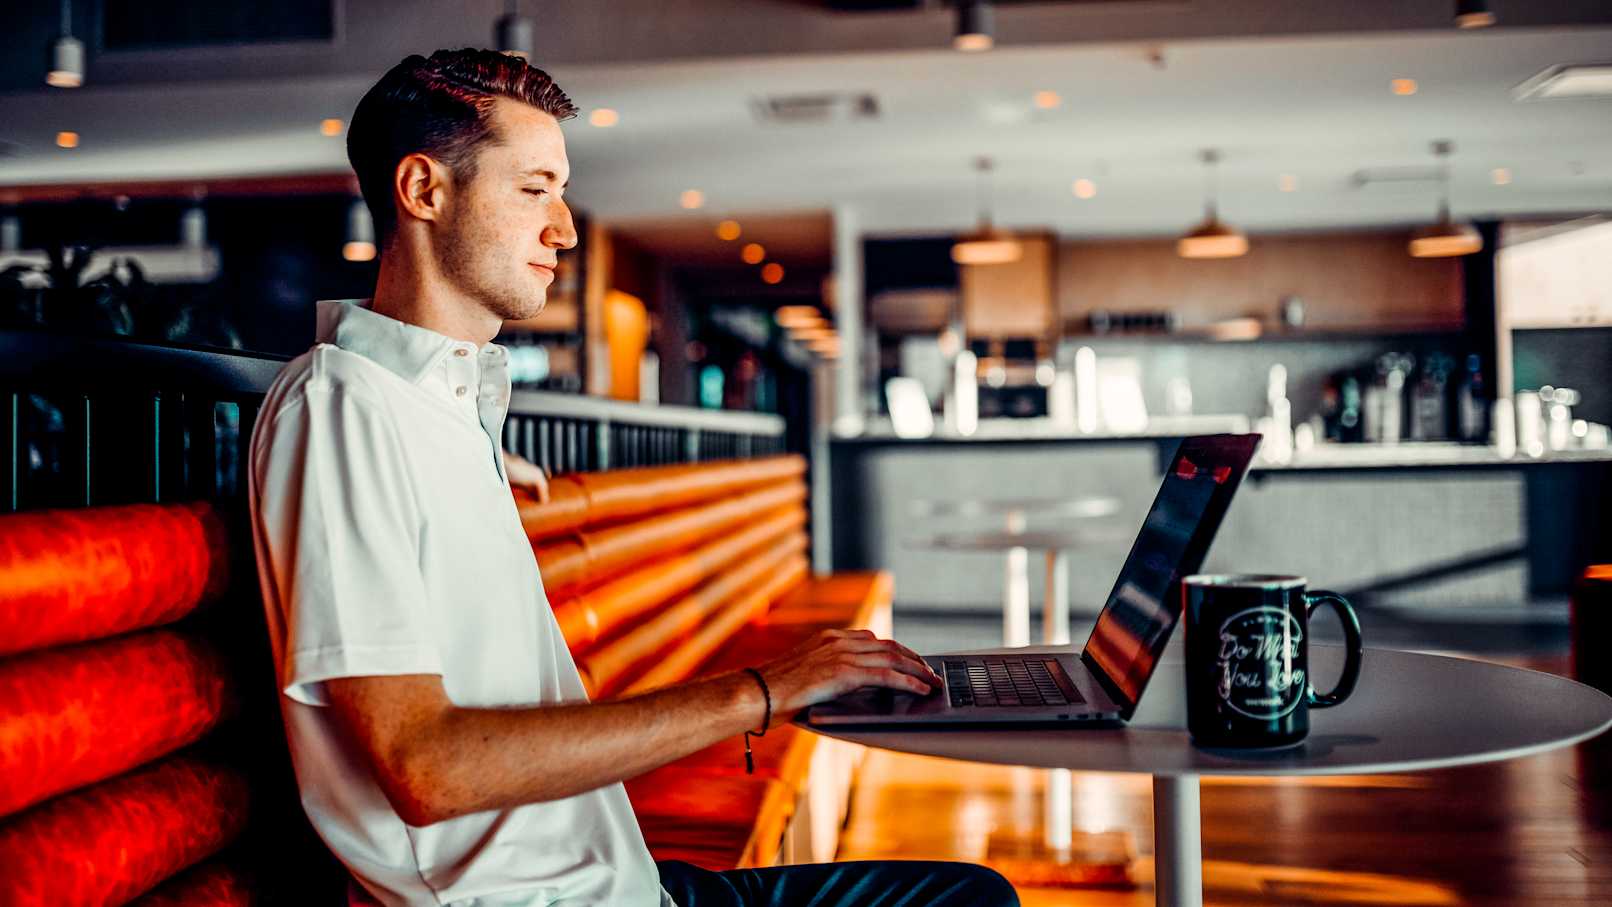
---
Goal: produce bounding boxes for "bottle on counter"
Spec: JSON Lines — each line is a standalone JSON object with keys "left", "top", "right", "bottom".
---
{"left": 1409, "top": 352, "right": 1452, "bottom": 442}
{"left": 1456, "top": 354, "right": 1490, "bottom": 444}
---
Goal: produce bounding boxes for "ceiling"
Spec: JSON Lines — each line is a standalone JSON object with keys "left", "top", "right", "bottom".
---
{"left": 2, "top": 1, "right": 1611, "bottom": 266}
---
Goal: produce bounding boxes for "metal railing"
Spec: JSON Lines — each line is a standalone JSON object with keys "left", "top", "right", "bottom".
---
{"left": 0, "top": 329, "right": 790, "bottom": 513}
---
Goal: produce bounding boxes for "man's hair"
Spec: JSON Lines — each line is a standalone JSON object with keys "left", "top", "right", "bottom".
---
{"left": 347, "top": 48, "right": 578, "bottom": 246}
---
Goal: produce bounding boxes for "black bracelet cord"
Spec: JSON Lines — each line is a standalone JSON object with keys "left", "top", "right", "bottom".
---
{"left": 741, "top": 668, "right": 771, "bottom": 775}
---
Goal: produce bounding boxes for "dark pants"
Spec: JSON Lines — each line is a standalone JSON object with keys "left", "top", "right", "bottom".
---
{"left": 656, "top": 859, "right": 1019, "bottom": 907}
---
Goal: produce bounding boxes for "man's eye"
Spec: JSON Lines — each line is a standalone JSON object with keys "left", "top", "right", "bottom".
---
{"left": 523, "top": 189, "right": 547, "bottom": 197}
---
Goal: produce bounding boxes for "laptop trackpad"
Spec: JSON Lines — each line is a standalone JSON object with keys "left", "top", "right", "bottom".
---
{"left": 812, "top": 685, "right": 940, "bottom": 718}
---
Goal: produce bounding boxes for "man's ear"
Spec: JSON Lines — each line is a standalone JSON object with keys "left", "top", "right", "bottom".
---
{"left": 394, "top": 153, "right": 451, "bottom": 229}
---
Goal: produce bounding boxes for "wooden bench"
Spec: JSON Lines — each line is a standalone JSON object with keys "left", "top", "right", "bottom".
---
{"left": 0, "top": 455, "right": 890, "bottom": 901}
{"left": 516, "top": 454, "right": 890, "bottom": 869}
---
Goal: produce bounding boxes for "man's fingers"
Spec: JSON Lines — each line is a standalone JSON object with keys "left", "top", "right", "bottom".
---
{"left": 833, "top": 638, "right": 941, "bottom": 680}
{"left": 867, "top": 668, "right": 931, "bottom": 695}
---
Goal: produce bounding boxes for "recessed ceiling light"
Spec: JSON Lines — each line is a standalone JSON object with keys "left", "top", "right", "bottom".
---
{"left": 1279, "top": 174, "right": 1299, "bottom": 192}
{"left": 715, "top": 220, "right": 741, "bottom": 241}
{"left": 679, "top": 189, "right": 704, "bottom": 210}
{"left": 1071, "top": 178, "right": 1096, "bottom": 199}
{"left": 320, "top": 118, "right": 343, "bottom": 137}
{"left": 742, "top": 243, "right": 766, "bottom": 265}
{"left": 761, "top": 263, "right": 785, "bottom": 285}
{"left": 589, "top": 108, "right": 619, "bottom": 128}
{"left": 1392, "top": 78, "right": 1418, "bottom": 96}
{"left": 1491, "top": 167, "right": 1512, "bottom": 185}
{"left": 1513, "top": 64, "right": 1612, "bottom": 101}
{"left": 1455, "top": 0, "right": 1497, "bottom": 29}
{"left": 55, "top": 131, "right": 79, "bottom": 148}
{"left": 1033, "top": 90, "right": 1061, "bottom": 110}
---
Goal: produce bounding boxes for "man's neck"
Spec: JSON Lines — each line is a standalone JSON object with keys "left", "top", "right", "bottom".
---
{"left": 369, "top": 247, "right": 502, "bottom": 346}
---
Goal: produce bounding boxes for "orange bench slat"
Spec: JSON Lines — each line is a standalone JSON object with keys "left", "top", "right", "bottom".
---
{"left": 129, "top": 861, "right": 253, "bottom": 907}
{"left": 619, "top": 553, "right": 808, "bottom": 697}
{"left": 0, "top": 755, "right": 250, "bottom": 907}
{"left": 0, "top": 502, "right": 228, "bottom": 658}
{"left": 0, "top": 630, "right": 234, "bottom": 819}
{"left": 552, "top": 505, "right": 806, "bottom": 651}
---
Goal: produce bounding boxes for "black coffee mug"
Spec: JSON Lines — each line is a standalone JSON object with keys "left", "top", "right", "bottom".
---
{"left": 1181, "top": 574, "right": 1364, "bottom": 748}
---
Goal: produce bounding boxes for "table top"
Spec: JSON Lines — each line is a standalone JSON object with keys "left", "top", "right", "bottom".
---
{"left": 911, "top": 527, "right": 1130, "bottom": 552}
{"left": 909, "top": 496, "right": 1121, "bottom": 519}
{"left": 804, "top": 645, "right": 1612, "bottom": 777}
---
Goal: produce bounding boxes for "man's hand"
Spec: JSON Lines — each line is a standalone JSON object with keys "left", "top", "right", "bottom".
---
{"left": 503, "top": 450, "right": 550, "bottom": 503}
{"left": 756, "top": 628, "right": 943, "bottom": 723}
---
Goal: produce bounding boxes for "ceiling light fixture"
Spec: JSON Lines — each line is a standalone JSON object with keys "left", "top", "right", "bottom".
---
{"left": 181, "top": 190, "right": 207, "bottom": 250}
{"left": 1279, "top": 174, "right": 1299, "bottom": 192}
{"left": 1491, "top": 167, "right": 1512, "bottom": 185}
{"left": 1513, "top": 64, "right": 1612, "bottom": 101}
{"left": 775, "top": 305, "right": 825, "bottom": 328}
{"left": 55, "top": 131, "right": 79, "bottom": 149}
{"left": 1033, "top": 90, "right": 1061, "bottom": 110}
{"left": 951, "top": 157, "right": 1021, "bottom": 266}
{"left": 1409, "top": 139, "right": 1483, "bottom": 258}
{"left": 495, "top": 0, "right": 534, "bottom": 59}
{"left": 1178, "top": 149, "right": 1248, "bottom": 259}
{"left": 680, "top": 189, "right": 705, "bottom": 210}
{"left": 742, "top": 243, "right": 765, "bottom": 265}
{"left": 716, "top": 220, "right": 741, "bottom": 241}
{"left": 46, "top": 0, "right": 84, "bottom": 88}
{"left": 589, "top": 108, "right": 619, "bottom": 128}
{"left": 320, "top": 118, "right": 343, "bottom": 137}
{"left": 343, "top": 198, "right": 377, "bottom": 262}
{"left": 954, "top": 2, "right": 995, "bottom": 53}
{"left": 1392, "top": 78, "right": 1418, "bottom": 96}
{"left": 1455, "top": 0, "right": 1497, "bottom": 29}
{"left": 761, "top": 263, "right": 785, "bottom": 285}
{"left": 1072, "top": 178, "right": 1097, "bottom": 199}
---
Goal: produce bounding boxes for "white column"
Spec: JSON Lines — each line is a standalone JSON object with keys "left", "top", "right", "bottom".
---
{"left": 1152, "top": 774, "right": 1204, "bottom": 907}
{"left": 1044, "top": 549, "right": 1071, "bottom": 645}
{"left": 832, "top": 204, "right": 864, "bottom": 436}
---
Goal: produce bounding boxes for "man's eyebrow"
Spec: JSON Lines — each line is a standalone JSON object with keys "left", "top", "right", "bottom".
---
{"left": 519, "top": 168, "right": 569, "bottom": 187}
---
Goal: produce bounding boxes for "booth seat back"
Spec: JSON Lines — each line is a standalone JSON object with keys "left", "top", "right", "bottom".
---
{"left": 517, "top": 456, "right": 812, "bottom": 697}
{"left": 0, "top": 502, "right": 264, "bottom": 906}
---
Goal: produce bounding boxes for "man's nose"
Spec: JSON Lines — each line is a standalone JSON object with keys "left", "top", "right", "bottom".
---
{"left": 544, "top": 201, "right": 578, "bottom": 250}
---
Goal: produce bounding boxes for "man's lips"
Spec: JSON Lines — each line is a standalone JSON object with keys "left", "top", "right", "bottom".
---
{"left": 528, "top": 263, "right": 555, "bottom": 278}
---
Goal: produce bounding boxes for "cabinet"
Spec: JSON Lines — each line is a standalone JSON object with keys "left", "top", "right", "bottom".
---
{"left": 1500, "top": 220, "right": 1612, "bottom": 328}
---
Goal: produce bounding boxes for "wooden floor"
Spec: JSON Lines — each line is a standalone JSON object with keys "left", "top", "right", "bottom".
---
{"left": 834, "top": 656, "right": 1612, "bottom": 906}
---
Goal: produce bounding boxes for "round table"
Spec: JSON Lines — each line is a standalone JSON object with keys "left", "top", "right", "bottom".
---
{"left": 805, "top": 644, "right": 1612, "bottom": 907}
{"left": 907, "top": 495, "right": 1122, "bottom": 648}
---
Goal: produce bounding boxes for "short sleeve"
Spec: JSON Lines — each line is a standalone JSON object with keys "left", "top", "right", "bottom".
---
{"left": 253, "top": 381, "right": 443, "bottom": 706}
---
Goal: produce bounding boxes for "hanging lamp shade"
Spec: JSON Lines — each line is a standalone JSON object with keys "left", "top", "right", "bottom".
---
{"left": 1409, "top": 140, "right": 1482, "bottom": 258}
{"left": 496, "top": 12, "right": 534, "bottom": 59}
{"left": 1409, "top": 209, "right": 1483, "bottom": 258}
{"left": 1177, "top": 214, "right": 1249, "bottom": 259}
{"left": 954, "top": 2, "right": 995, "bottom": 52}
{"left": 47, "top": 35, "right": 83, "bottom": 87}
{"left": 1177, "top": 149, "right": 1247, "bottom": 259}
{"left": 343, "top": 199, "right": 377, "bottom": 262}
{"left": 951, "top": 156, "right": 1020, "bottom": 265}
{"left": 1455, "top": 0, "right": 1497, "bottom": 29}
{"left": 951, "top": 225, "right": 1022, "bottom": 265}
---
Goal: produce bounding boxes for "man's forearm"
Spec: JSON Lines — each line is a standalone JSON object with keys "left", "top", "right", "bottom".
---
{"left": 402, "top": 671, "right": 765, "bottom": 823}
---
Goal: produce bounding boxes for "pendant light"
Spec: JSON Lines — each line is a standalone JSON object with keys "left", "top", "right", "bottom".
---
{"left": 343, "top": 198, "right": 377, "bottom": 262}
{"left": 954, "top": 1, "right": 995, "bottom": 53}
{"left": 1455, "top": 0, "right": 1497, "bottom": 29}
{"left": 46, "top": 0, "right": 84, "bottom": 88}
{"left": 1177, "top": 149, "right": 1248, "bottom": 259}
{"left": 1409, "top": 140, "right": 1483, "bottom": 258}
{"left": 495, "top": 0, "right": 535, "bottom": 60}
{"left": 951, "top": 157, "right": 1021, "bottom": 266}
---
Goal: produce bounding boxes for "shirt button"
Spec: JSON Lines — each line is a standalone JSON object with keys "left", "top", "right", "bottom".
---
{"left": 454, "top": 348, "right": 469, "bottom": 358}
{"left": 455, "top": 386, "right": 468, "bottom": 397}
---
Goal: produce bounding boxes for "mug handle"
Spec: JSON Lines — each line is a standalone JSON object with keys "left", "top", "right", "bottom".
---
{"left": 1304, "top": 590, "right": 1363, "bottom": 709}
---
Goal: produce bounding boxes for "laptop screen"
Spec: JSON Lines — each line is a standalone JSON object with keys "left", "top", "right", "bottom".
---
{"left": 1082, "top": 434, "right": 1259, "bottom": 716}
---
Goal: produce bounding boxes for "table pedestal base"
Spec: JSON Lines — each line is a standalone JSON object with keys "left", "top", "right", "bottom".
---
{"left": 1152, "top": 774, "right": 1202, "bottom": 907}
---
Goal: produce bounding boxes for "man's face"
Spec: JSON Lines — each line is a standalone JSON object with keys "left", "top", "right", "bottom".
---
{"left": 436, "top": 97, "right": 577, "bottom": 322}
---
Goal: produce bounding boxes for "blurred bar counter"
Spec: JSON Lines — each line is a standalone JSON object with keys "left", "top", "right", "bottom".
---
{"left": 826, "top": 432, "right": 1612, "bottom": 618}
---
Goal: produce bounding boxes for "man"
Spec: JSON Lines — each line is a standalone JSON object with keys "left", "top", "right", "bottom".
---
{"left": 249, "top": 48, "right": 1017, "bottom": 907}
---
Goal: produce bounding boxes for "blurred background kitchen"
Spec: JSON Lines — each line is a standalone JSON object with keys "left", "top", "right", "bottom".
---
{"left": 3, "top": 0, "right": 1611, "bottom": 651}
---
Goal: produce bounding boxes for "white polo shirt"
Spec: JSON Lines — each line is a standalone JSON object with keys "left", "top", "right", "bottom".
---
{"left": 248, "top": 299, "right": 670, "bottom": 907}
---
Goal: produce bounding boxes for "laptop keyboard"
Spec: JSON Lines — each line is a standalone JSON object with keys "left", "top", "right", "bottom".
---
{"left": 943, "top": 658, "right": 1085, "bottom": 709}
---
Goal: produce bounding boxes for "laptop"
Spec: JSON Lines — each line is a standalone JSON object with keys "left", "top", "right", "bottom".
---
{"left": 805, "top": 433, "right": 1260, "bottom": 727}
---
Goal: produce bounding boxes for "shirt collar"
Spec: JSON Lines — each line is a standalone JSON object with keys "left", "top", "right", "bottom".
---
{"left": 316, "top": 298, "right": 489, "bottom": 385}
